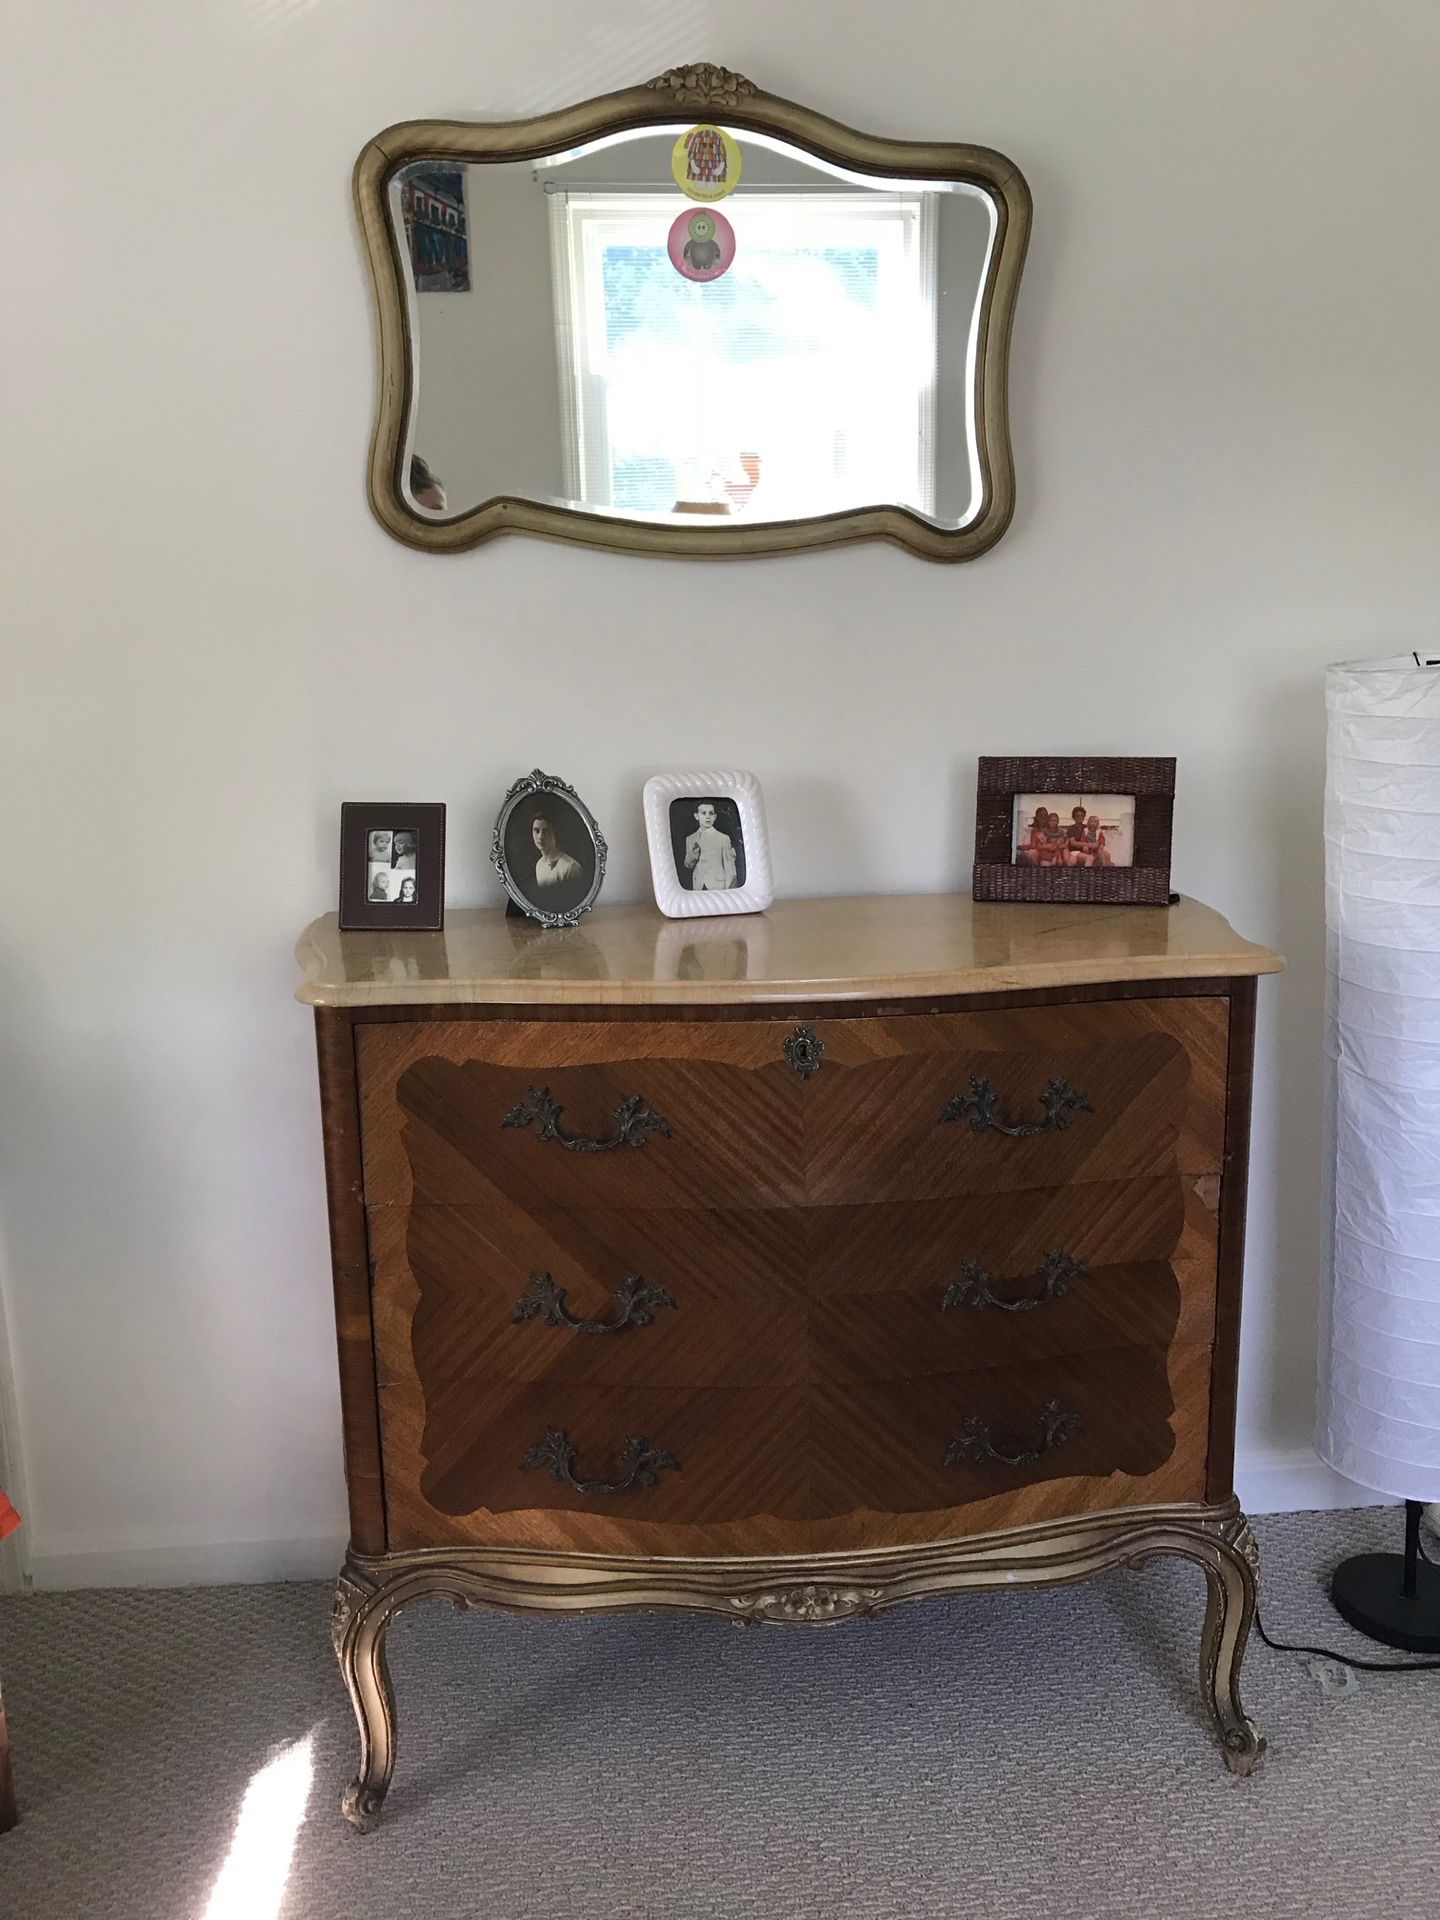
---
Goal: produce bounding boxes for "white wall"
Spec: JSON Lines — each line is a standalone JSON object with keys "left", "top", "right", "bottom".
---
{"left": 4, "top": 0, "right": 1435, "bottom": 1587}
{"left": 409, "top": 162, "right": 567, "bottom": 508}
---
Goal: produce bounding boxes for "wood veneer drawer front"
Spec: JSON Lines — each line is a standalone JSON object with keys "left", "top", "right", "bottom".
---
{"left": 807, "top": 1178, "right": 1213, "bottom": 1296}
{"left": 812, "top": 1342, "right": 1212, "bottom": 1518}
{"left": 413, "top": 1382, "right": 805, "bottom": 1525}
{"left": 811, "top": 1264, "right": 1204, "bottom": 1385}
{"left": 357, "top": 1020, "right": 802, "bottom": 1211}
{"left": 371, "top": 1202, "right": 808, "bottom": 1391}
{"left": 803, "top": 999, "right": 1228, "bottom": 1203}
{"left": 807, "top": 1177, "right": 1219, "bottom": 1381}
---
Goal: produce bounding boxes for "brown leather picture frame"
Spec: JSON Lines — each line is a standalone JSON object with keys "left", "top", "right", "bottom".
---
{"left": 339, "top": 802, "right": 446, "bottom": 932}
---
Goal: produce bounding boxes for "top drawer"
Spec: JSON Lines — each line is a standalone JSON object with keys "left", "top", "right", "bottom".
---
{"left": 356, "top": 997, "right": 1229, "bottom": 1211}
{"left": 358, "top": 1019, "right": 804, "bottom": 1210}
{"left": 802, "top": 999, "right": 1227, "bottom": 1202}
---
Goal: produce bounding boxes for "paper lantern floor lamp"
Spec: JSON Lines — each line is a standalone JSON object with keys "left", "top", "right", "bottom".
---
{"left": 1321, "top": 653, "right": 1440, "bottom": 1650}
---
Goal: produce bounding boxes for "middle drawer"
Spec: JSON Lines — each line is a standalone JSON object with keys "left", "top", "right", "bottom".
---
{"left": 370, "top": 1175, "right": 1216, "bottom": 1398}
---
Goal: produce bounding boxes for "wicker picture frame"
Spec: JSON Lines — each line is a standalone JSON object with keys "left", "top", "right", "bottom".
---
{"left": 972, "top": 757, "right": 1175, "bottom": 906}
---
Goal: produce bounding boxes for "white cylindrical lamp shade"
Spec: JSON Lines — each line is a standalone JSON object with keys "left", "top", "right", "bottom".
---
{"left": 1320, "top": 655, "right": 1440, "bottom": 1497}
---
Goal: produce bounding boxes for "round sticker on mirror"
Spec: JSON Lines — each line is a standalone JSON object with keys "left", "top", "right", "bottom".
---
{"left": 668, "top": 207, "right": 736, "bottom": 282}
{"left": 672, "top": 124, "right": 742, "bottom": 202}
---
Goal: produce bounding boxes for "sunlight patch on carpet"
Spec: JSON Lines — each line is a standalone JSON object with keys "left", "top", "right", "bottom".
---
{"left": 200, "top": 1732, "right": 315, "bottom": 1920}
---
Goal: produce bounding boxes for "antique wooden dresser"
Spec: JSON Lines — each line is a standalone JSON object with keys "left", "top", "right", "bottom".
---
{"left": 297, "top": 893, "right": 1283, "bottom": 1827}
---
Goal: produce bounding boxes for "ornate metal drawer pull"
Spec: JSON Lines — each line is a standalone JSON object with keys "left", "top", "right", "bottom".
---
{"left": 521, "top": 1428, "right": 678, "bottom": 1495}
{"left": 502, "top": 1085, "right": 672, "bottom": 1152}
{"left": 783, "top": 1025, "right": 825, "bottom": 1079}
{"left": 942, "top": 1249, "right": 1087, "bottom": 1314}
{"left": 944, "top": 1398, "right": 1084, "bottom": 1469}
{"left": 512, "top": 1270, "right": 676, "bottom": 1335}
{"left": 938, "top": 1074, "right": 1092, "bottom": 1138}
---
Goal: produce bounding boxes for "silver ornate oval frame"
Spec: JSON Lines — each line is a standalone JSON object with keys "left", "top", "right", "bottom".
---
{"left": 354, "top": 63, "right": 1032, "bottom": 564}
{"left": 492, "top": 769, "right": 608, "bottom": 928}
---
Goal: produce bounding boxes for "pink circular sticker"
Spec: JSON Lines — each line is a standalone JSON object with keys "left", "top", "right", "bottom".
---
{"left": 668, "top": 206, "right": 735, "bottom": 282}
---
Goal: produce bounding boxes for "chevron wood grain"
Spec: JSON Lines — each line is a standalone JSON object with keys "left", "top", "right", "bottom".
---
{"left": 369, "top": 1201, "right": 808, "bottom": 1392}
{"left": 310, "top": 914, "right": 1282, "bottom": 1818}
{"left": 807, "top": 1178, "right": 1216, "bottom": 1381}
{"left": 342, "top": 992, "right": 1248, "bottom": 1556}
{"left": 359, "top": 1023, "right": 805, "bottom": 1211}
{"left": 804, "top": 1001, "right": 1227, "bottom": 1202}
{"left": 416, "top": 1381, "right": 807, "bottom": 1528}
{"left": 377, "top": 1336, "right": 1214, "bottom": 1555}
{"left": 811, "top": 1260, "right": 1182, "bottom": 1383}
{"left": 369, "top": 1178, "right": 1216, "bottom": 1398}
{"left": 805, "top": 1177, "right": 1215, "bottom": 1293}
{"left": 362, "top": 1029, "right": 814, "bottom": 1205}
{"left": 361, "top": 999, "right": 1231, "bottom": 1557}
{"left": 811, "top": 1342, "right": 1200, "bottom": 1517}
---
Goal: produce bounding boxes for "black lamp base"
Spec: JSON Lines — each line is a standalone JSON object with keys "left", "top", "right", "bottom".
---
{"left": 1331, "top": 1501, "right": 1440, "bottom": 1654}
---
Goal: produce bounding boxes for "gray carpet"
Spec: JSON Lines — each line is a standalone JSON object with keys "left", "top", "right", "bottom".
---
{"left": 0, "top": 1508, "right": 1437, "bottom": 1919}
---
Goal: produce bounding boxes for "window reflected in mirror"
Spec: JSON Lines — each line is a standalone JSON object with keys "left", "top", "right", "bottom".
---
{"left": 389, "top": 128, "right": 996, "bottom": 531}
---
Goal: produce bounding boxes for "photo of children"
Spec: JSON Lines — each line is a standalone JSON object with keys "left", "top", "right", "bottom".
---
{"left": 1012, "top": 794, "right": 1136, "bottom": 870}
{"left": 340, "top": 801, "right": 445, "bottom": 934}
{"left": 367, "top": 827, "right": 422, "bottom": 904}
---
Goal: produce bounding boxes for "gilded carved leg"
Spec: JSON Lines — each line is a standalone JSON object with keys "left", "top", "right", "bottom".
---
{"left": 332, "top": 1567, "right": 399, "bottom": 1832}
{"left": 327, "top": 1502, "right": 1265, "bottom": 1823}
{"left": 1127, "top": 1513, "right": 1265, "bottom": 1775}
{"left": 1200, "top": 1518, "right": 1265, "bottom": 1776}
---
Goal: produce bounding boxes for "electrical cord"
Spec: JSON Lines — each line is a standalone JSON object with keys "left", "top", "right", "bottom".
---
{"left": 1254, "top": 1530, "right": 1440, "bottom": 1673}
{"left": 1254, "top": 1609, "right": 1440, "bottom": 1671}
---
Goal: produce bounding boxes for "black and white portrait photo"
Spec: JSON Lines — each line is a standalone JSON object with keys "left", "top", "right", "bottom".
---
{"left": 643, "top": 771, "right": 773, "bottom": 920}
{"left": 339, "top": 801, "right": 446, "bottom": 933}
{"left": 668, "top": 796, "right": 746, "bottom": 893}
{"left": 366, "top": 826, "right": 423, "bottom": 904}
{"left": 494, "top": 772, "right": 605, "bottom": 926}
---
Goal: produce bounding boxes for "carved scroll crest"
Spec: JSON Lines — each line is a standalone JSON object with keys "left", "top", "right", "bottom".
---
{"left": 647, "top": 64, "right": 757, "bottom": 111}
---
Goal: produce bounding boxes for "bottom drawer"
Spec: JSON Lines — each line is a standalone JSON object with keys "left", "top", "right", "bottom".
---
{"left": 812, "top": 1342, "right": 1210, "bottom": 1518}
{"left": 416, "top": 1382, "right": 805, "bottom": 1526}
{"left": 401, "top": 1343, "right": 1208, "bottom": 1532}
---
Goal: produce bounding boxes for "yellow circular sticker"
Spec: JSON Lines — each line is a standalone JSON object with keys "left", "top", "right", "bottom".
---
{"left": 672, "top": 124, "right": 742, "bottom": 202}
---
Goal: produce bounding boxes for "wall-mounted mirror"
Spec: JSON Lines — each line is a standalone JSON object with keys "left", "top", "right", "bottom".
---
{"left": 354, "top": 66, "right": 1030, "bottom": 561}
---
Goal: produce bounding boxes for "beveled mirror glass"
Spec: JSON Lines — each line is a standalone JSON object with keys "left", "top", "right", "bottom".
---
{"left": 355, "top": 66, "right": 1030, "bottom": 561}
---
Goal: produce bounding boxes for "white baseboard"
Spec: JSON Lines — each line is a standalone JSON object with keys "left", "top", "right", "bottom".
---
{"left": 1235, "top": 1446, "right": 1394, "bottom": 1516}
{"left": 27, "top": 1528, "right": 347, "bottom": 1592}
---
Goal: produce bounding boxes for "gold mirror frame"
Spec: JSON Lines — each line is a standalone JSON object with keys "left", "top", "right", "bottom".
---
{"left": 354, "top": 64, "right": 1032, "bottom": 562}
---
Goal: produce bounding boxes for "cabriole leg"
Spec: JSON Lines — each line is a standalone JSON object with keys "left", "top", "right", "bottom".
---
{"left": 1128, "top": 1513, "right": 1265, "bottom": 1775}
{"left": 1200, "top": 1518, "right": 1265, "bottom": 1775}
{"left": 332, "top": 1568, "right": 399, "bottom": 1831}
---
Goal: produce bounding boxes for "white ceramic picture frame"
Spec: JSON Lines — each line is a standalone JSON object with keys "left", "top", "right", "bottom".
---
{"left": 643, "top": 771, "right": 774, "bottom": 919}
